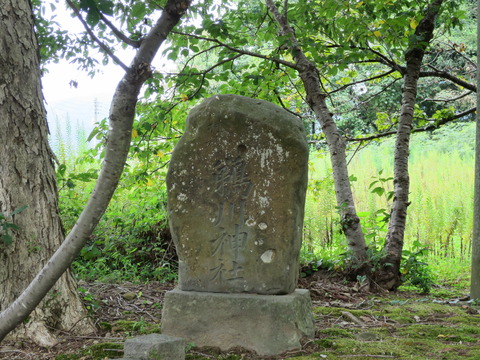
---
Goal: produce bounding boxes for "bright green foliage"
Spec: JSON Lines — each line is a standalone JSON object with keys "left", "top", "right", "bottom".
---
{"left": 55, "top": 124, "right": 177, "bottom": 283}
{"left": 401, "top": 241, "right": 434, "bottom": 293}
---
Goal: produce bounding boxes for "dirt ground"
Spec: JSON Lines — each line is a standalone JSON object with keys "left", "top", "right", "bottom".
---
{"left": 1, "top": 270, "right": 479, "bottom": 360}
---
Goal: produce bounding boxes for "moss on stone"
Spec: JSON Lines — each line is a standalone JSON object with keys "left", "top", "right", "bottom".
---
{"left": 82, "top": 342, "right": 123, "bottom": 358}
{"left": 54, "top": 342, "right": 123, "bottom": 360}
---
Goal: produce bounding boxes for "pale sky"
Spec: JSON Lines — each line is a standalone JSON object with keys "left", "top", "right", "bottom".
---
{"left": 40, "top": 1, "right": 125, "bottom": 145}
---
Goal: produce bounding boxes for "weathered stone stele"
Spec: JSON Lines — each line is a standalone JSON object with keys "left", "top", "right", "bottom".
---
{"left": 167, "top": 94, "right": 309, "bottom": 294}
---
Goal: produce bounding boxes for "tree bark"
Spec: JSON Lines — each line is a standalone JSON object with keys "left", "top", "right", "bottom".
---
{"left": 0, "top": 0, "right": 191, "bottom": 344}
{"left": 265, "top": 0, "right": 368, "bottom": 268}
{"left": 470, "top": 0, "right": 480, "bottom": 300}
{"left": 0, "top": 0, "right": 94, "bottom": 346}
{"left": 379, "top": 0, "right": 444, "bottom": 290}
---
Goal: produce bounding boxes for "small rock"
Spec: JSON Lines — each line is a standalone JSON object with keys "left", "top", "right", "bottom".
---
{"left": 122, "top": 292, "right": 136, "bottom": 301}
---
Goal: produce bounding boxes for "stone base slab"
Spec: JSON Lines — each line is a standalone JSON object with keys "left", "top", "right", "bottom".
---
{"left": 123, "top": 334, "right": 185, "bottom": 360}
{"left": 161, "top": 288, "right": 314, "bottom": 356}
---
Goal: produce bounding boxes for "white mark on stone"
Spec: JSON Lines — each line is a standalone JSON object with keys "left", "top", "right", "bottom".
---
{"left": 259, "top": 149, "right": 273, "bottom": 168}
{"left": 245, "top": 217, "right": 256, "bottom": 227}
{"left": 177, "top": 193, "right": 187, "bottom": 201}
{"left": 261, "top": 250, "right": 275, "bottom": 263}
{"left": 254, "top": 239, "right": 264, "bottom": 246}
{"left": 259, "top": 196, "right": 270, "bottom": 208}
{"left": 258, "top": 222, "right": 267, "bottom": 230}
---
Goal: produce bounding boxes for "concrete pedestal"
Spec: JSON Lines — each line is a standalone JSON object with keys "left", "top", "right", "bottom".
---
{"left": 122, "top": 334, "right": 185, "bottom": 360}
{"left": 161, "top": 288, "right": 314, "bottom": 356}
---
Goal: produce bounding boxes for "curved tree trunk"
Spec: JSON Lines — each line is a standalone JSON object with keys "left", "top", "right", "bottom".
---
{"left": 0, "top": 0, "right": 191, "bottom": 344}
{"left": 0, "top": 0, "right": 94, "bottom": 346}
{"left": 265, "top": 0, "right": 368, "bottom": 269}
{"left": 379, "top": 0, "right": 444, "bottom": 290}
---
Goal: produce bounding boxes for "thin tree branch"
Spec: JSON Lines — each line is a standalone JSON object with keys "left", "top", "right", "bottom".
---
{"left": 347, "top": 107, "right": 476, "bottom": 142}
{"left": 419, "top": 65, "right": 476, "bottom": 92}
{"left": 98, "top": 12, "right": 142, "bottom": 48}
{"left": 423, "top": 90, "right": 473, "bottom": 103}
{"left": 187, "top": 54, "right": 243, "bottom": 99}
{"left": 171, "top": 30, "right": 300, "bottom": 70}
{"left": 367, "top": 45, "right": 404, "bottom": 74}
{"left": 168, "top": 53, "right": 241, "bottom": 78}
{"left": 65, "top": 0, "right": 130, "bottom": 72}
{"left": 437, "top": 40, "right": 477, "bottom": 68}
{"left": 360, "top": 77, "right": 402, "bottom": 105}
{"left": 176, "top": 44, "right": 223, "bottom": 75}
{"left": 328, "top": 69, "right": 397, "bottom": 95}
{"left": 273, "top": 88, "right": 302, "bottom": 118}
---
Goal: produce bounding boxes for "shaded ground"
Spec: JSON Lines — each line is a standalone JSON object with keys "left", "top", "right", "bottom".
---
{"left": 1, "top": 270, "right": 479, "bottom": 360}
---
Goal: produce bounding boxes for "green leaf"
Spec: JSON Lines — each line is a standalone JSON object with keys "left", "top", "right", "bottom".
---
{"left": 4, "top": 223, "right": 20, "bottom": 230}
{"left": 81, "top": 245, "right": 102, "bottom": 260}
{"left": 131, "top": 2, "right": 147, "bottom": 20}
{"left": 1, "top": 233, "right": 13, "bottom": 245}
{"left": 371, "top": 186, "right": 385, "bottom": 197}
{"left": 73, "top": 172, "right": 98, "bottom": 182}
{"left": 57, "top": 163, "right": 67, "bottom": 177}
{"left": 97, "top": 0, "right": 114, "bottom": 16}
{"left": 87, "top": 128, "right": 100, "bottom": 142}
{"left": 357, "top": 211, "right": 370, "bottom": 217}
{"left": 86, "top": 10, "right": 101, "bottom": 27}
{"left": 10, "top": 205, "right": 28, "bottom": 217}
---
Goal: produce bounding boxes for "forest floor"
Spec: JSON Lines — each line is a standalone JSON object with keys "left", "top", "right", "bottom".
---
{"left": 1, "top": 270, "right": 479, "bottom": 360}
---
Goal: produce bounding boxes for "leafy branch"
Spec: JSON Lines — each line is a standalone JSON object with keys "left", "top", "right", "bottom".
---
{"left": 65, "top": 0, "right": 130, "bottom": 72}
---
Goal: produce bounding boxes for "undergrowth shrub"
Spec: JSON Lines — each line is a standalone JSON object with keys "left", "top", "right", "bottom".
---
{"left": 57, "top": 152, "right": 178, "bottom": 283}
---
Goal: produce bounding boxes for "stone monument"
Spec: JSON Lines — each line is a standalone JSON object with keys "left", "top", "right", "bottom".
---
{"left": 161, "top": 94, "right": 314, "bottom": 356}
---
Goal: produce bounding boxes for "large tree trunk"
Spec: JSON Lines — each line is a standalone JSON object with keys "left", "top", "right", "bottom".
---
{"left": 470, "top": 0, "right": 480, "bottom": 300}
{"left": 265, "top": 0, "right": 368, "bottom": 269}
{"left": 379, "top": 0, "right": 444, "bottom": 290}
{"left": 0, "top": 0, "right": 93, "bottom": 346}
{"left": 0, "top": 0, "right": 191, "bottom": 344}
